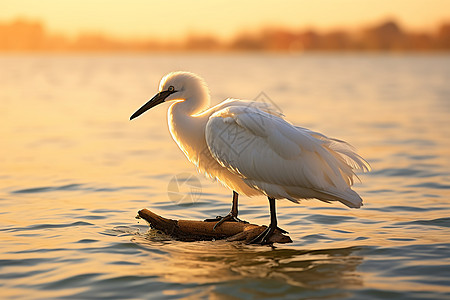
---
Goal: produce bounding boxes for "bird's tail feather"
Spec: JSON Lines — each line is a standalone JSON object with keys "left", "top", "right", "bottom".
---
{"left": 312, "top": 188, "right": 363, "bottom": 208}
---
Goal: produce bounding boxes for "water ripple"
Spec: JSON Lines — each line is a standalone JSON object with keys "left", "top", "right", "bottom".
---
{"left": 0, "top": 258, "right": 50, "bottom": 267}
{"left": 305, "top": 214, "right": 355, "bottom": 225}
{"left": 396, "top": 217, "right": 450, "bottom": 228}
{"left": 371, "top": 168, "right": 440, "bottom": 178}
{"left": 407, "top": 182, "right": 450, "bottom": 190}
{"left": 0, "top": 221, "right": 93, "bottom": 232}
{"left": 11, "top": 184, "right": 83, "bottom": 194}
{"left": 39, "top": 273, "right": 103, "bottom": 290}
{"left": 10, "top": 183, "right": 144, "bottom": 194}
{"left": 368, "top": 206, "right": 429, "bottom": 212}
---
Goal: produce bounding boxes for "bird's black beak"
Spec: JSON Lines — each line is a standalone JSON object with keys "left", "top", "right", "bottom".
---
{"left": 130, "top": 90, "right": 174, "bottom": 120}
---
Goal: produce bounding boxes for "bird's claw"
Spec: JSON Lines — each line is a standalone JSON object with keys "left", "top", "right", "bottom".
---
{"left": 248, "top": 225, "right": 288, "bottom": 245}
{"left": 277, "top": 226, "right": 288, "bottom": 234}
{"left": 213, "top": 214, "right": 249, "bottom": 230}
{"left": 248, "top": 225, "right": 276, "bottom": 245}
{"left": 204, "top": 214, "right": 248, "bottom": 230}
{"left": 203, "top": 215, "right": 223, "bottom": 222}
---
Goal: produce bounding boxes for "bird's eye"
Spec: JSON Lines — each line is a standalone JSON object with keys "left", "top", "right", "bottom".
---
{"left": 168, "top": 86, "right": 175, "bottom": 92}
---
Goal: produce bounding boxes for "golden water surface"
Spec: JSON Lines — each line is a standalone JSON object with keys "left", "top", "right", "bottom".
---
{"left": 1, "top": 54, "right": 449, "bottom": 299}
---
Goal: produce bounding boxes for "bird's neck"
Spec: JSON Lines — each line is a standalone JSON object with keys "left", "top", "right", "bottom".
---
{"left": 176, "top": 85, "right": 210, "bottom": 115}
{"left": 167, "top": 93, "right": 210, "bottom": 163}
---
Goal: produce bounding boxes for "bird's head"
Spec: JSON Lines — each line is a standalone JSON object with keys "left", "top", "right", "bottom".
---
{"left": 130, "top": 71, "right": 208, "bottom": 120}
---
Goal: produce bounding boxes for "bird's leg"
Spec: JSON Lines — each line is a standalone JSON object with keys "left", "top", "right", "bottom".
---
{"left": 249, "top": 197, "right": 286, "bottom": 245}
{"left": 204, "top": 191, "right": 248, "bottom": 229}
{"left": 213, "top": 191, "right": 249, "bottom": 230}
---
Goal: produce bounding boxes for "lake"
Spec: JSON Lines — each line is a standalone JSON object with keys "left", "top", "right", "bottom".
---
{"left": 1, "top": 53, "right": 449, "bottom": 299}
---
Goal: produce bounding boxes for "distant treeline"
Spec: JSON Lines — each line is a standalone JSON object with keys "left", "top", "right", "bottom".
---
{"left": 0, "top": 18, "right": 449, "bottom": 52}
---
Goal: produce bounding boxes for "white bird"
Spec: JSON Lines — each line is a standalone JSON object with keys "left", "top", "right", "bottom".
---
{"left": 130, "top": 71, "right": 370, "bottom": 244}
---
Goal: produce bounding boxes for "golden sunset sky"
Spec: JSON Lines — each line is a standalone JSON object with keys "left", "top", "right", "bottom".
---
{"left": 1, "top": 0, "right": 449, "bottom": 40}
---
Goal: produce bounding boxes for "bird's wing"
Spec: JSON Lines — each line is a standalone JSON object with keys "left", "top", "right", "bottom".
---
{"left": 197, "top": 98, "right": 284, "bottom": 118}
{"left": 205, "top": 105, "right": 370, "bottom": 207}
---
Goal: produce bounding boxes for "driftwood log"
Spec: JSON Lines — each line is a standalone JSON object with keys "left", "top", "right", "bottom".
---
{"left": 137, "top": 208, "right": 292, "bottom": 244}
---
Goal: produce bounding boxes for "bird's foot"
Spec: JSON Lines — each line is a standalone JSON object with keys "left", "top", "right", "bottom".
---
{"left": 248, "top": 225, "right": 288, "bottom": 245}
{"left": 204, "top": 214, "right": 248, "bottom": 230}
{"left": 248, "top": 225, "right": 276, "bottom": 245}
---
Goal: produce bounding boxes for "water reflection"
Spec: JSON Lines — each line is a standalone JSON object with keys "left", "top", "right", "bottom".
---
{"left": 133, "top": 230, "right": 363, "bottom": 291}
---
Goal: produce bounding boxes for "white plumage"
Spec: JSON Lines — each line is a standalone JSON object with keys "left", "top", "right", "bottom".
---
{"left": 130, "top": 71, "right": 370, "bottom": 244}
{"left": 206, "top": 105, "right": 370, "bottom": 207}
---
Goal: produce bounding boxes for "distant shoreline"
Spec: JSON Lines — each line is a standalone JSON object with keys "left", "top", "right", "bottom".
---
{"left": 1, "top": 19, "right": 449, "bottom": 52}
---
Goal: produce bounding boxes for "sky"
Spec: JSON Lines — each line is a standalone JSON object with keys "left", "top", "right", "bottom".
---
{"left": 1, "top": 0, "right": 449, "bottom": 40}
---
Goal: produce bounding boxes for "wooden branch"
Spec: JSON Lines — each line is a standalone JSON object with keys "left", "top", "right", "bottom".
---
{"left": 137, "top": 208, "right": 292, "bottom": 244}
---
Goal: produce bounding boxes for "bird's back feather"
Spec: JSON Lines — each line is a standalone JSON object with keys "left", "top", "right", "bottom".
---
{"left": 205, "top": 103, "right": 369, "bottom": 208}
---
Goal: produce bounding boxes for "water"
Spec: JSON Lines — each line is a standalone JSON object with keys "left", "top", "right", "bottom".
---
{"left": 1, "top": 53, "right": 449, "bottom": 299}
